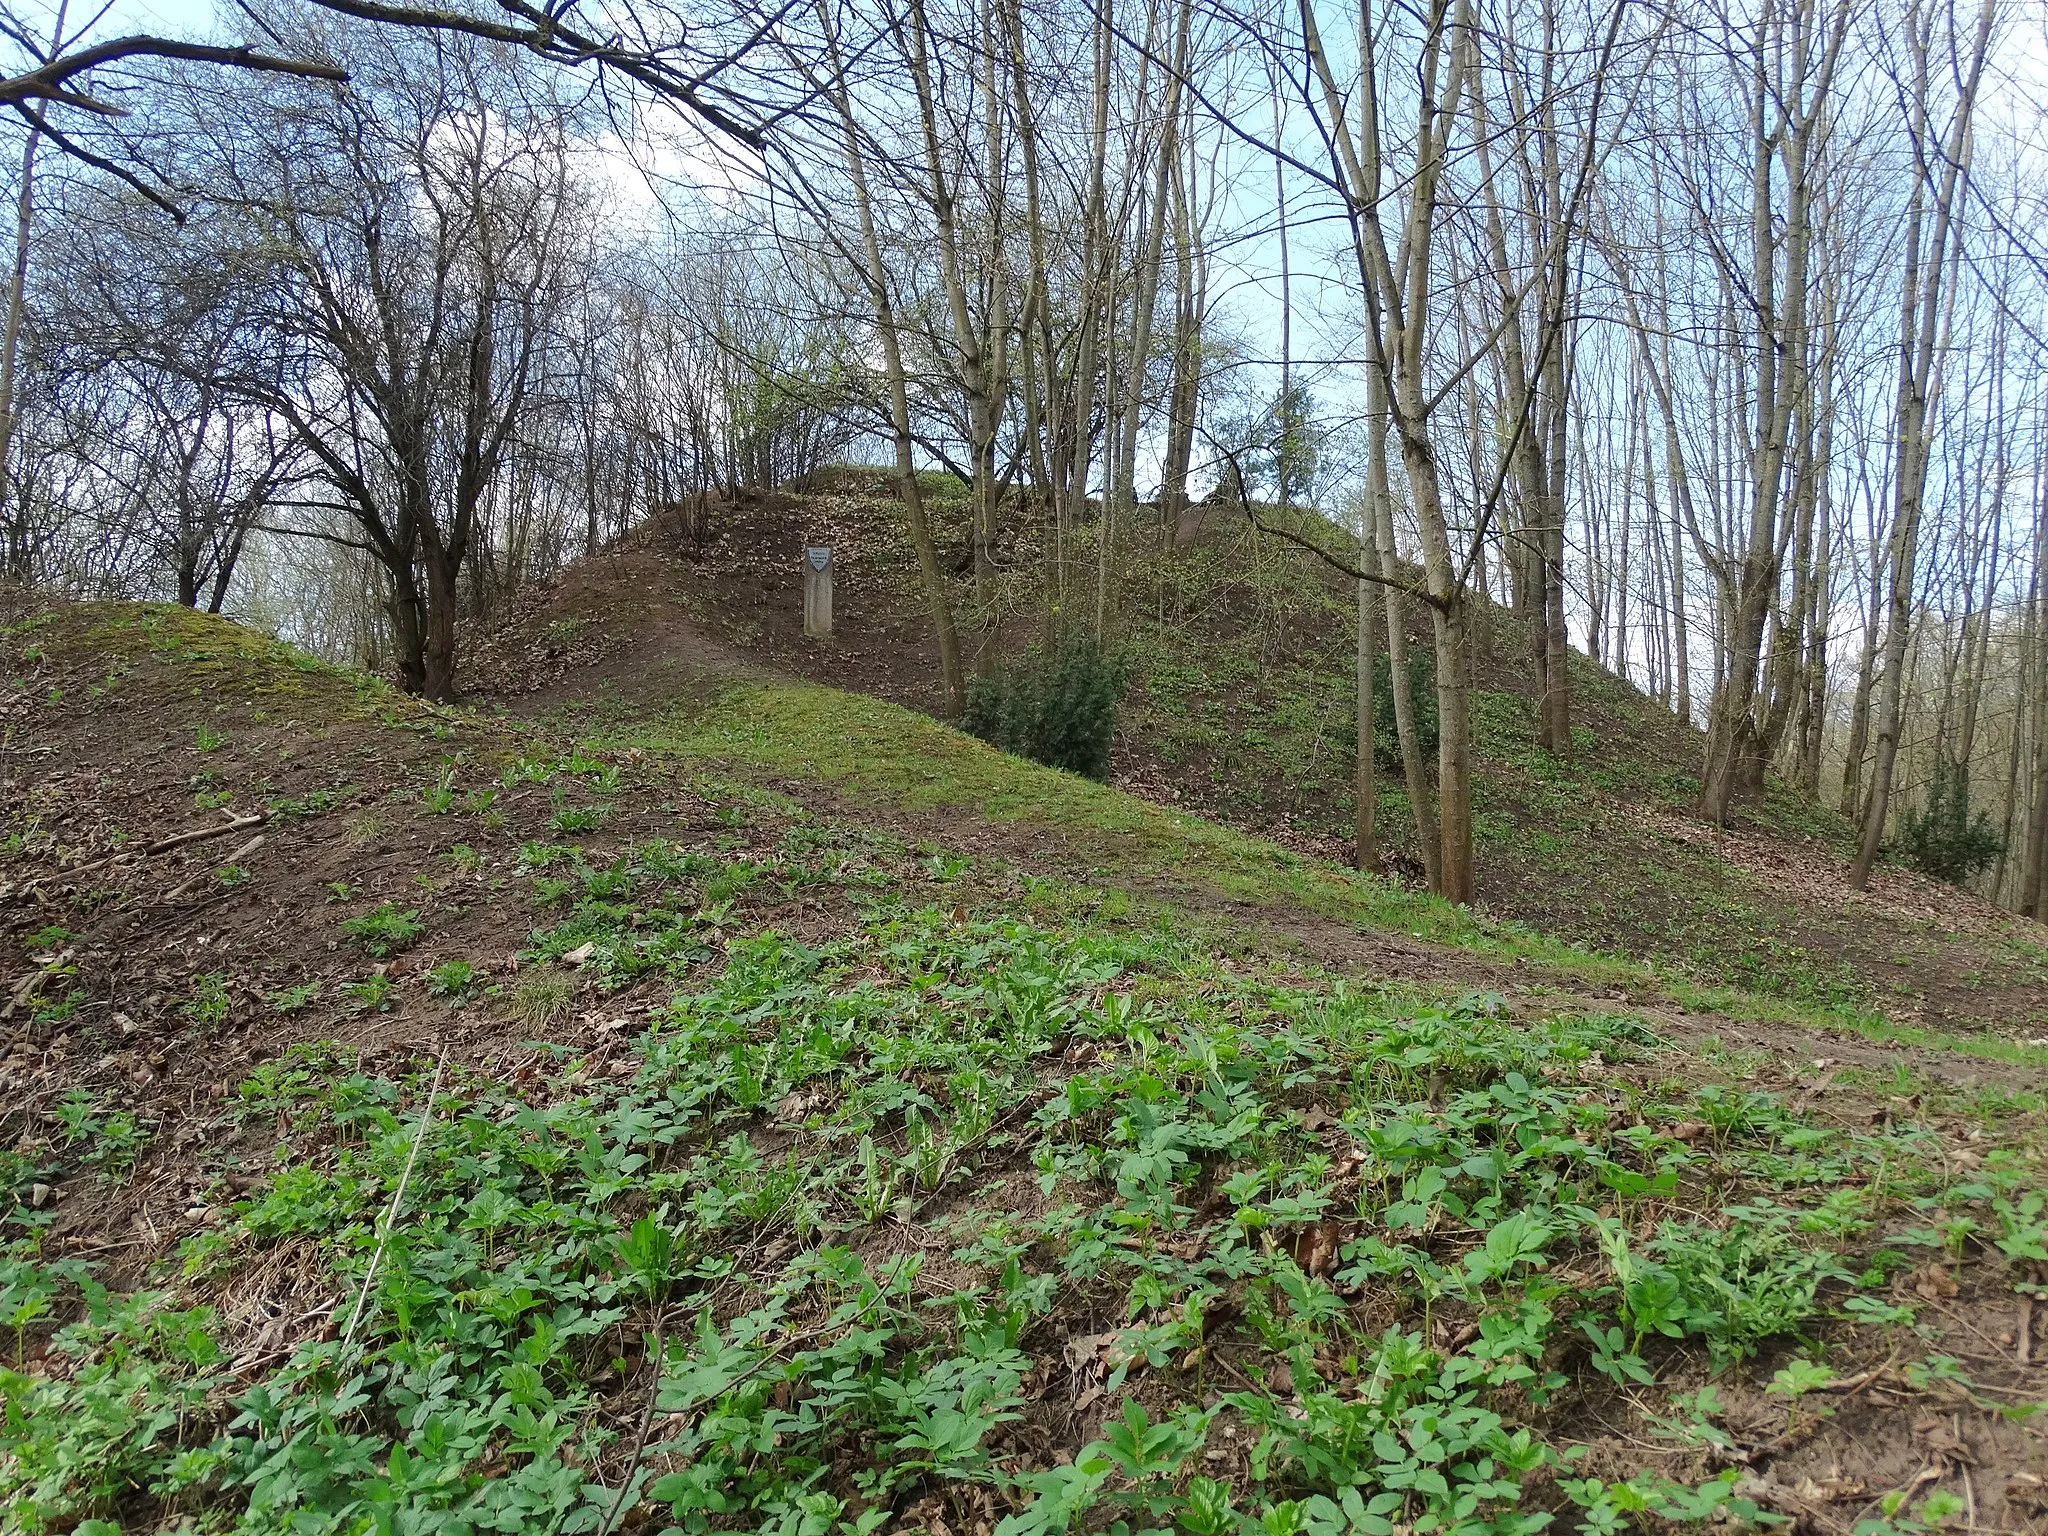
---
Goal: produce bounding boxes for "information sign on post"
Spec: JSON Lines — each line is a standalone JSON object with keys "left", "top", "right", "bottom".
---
{"left": 802, "top": 546, "right": 833, "bottom": 639}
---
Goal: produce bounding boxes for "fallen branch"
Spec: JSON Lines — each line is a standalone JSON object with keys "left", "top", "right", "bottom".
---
{"left": 597, "top": 1309, "right": 672, "bottom": 1536}
{"left": 26, "top": 810, "right": 267, "bottom": 890}
{"left": 162, "top": 833, "right": 265, "bottom": 903}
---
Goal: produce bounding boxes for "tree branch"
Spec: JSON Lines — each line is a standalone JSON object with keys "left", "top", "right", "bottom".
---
{"left": 0, "top": 36, "right": 346, "bottom": 112}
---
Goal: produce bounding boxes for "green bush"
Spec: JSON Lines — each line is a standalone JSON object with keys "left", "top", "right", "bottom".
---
{"left": 1898, "top": 759, "right": 2002, "bottom": 884}
{"left": 964, "top": 635, "right": 1130, "bottom": 780}
{"left": 1370, "top": 650, "right": 1439, "bottom": 774}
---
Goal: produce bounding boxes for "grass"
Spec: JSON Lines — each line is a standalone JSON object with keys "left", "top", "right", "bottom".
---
{"left": 338, "top": 902, "right": 424, "bottom": 957}
{"left": 602, "top": 677, "right": 2048, "bottom": 1073}
{"left": 510, "top": 972, "right": 574, "bottom": 1029}
{"left": 625, "top": 680, "right": 1603, "bottom": 959}
{"left": 1056, "top": 520, "right": 2031, "bottom": 1018}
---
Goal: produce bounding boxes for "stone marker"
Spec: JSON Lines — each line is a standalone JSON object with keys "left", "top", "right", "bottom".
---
{"left": 802, "top": 545, "right": 833, "bottom": 638}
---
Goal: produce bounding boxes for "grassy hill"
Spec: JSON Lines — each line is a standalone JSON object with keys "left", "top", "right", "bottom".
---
{"left": 4, "top": 593, "right": 2047, "bottom": 1536}
{"left": 472, "top": 473, "right": 2048, "bottom": 1035}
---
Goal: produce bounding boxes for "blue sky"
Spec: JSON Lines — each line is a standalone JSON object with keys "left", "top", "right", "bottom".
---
{"left": 103, "top": 0, "right": 213, "bottom": 33}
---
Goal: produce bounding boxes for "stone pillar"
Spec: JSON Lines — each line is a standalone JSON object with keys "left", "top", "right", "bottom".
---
{"left": 802, "top": 546, "right": 833, "bottom": 638}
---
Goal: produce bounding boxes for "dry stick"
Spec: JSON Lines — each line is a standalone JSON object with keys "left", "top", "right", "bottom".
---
{"left": 596, "top": 1308, "right": 670, "bottom": 1536}
{"left": 2017, "top": 1296, "right": 2034, "bottom": 1367}
{"left": 594, "top": 1319, "right": 833, "bottom": 1536}
{"left": 7, "top": 949, "right": 66, "bottom": 1005}
{"left": 340, "top": 1048, "right": 448, "bottom": 1353}
{"left": 139, "top": 810, "right": 267, "bottom": 853}
{"left": 163, "top": 833, "right": 265, "bottom": 904}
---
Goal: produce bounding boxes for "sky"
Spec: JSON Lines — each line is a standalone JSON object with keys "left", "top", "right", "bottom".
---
{"left": 35, "top": 0, "right": 2048, "bottom": 675}
{"left": 100, "top": 0, "right": 212, "bottom": 33}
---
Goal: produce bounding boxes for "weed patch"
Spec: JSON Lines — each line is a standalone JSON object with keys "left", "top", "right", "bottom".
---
{"left": 5, "top": 903, "right": 2038, "bottom": 1534}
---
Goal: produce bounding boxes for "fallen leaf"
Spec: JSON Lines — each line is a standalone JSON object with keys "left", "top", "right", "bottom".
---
{"left": 1909, "top": 1262, "right": 1959, "bottom": 1300}
{"left": 1914, "top": 1416, "right": 1976, "bottom": 1467}
{"left": 1793, "top": 1475, "right": 1866, "bottom": 1503}
{"left": 1062, "top": 1331, "right": 1118, "bottom": 1370}
{"left": 1291, "top": 1218, "right": 1342, "bottom": 1276}
{"left": 2007, "top": 1472, "right": 2048, "bottom": 1515}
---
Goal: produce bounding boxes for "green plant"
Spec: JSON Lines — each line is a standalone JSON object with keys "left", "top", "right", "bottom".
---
{"left": 53, "top": 1091, "right": 150, "bottom": 1175}
{"left": 1898, "top": 759, "right": 2003, "bottom": 884}
{"left": 1644, "top": 1215, "right": 1847, "bottom": 1364}
{"left": 194, "top": 724, "right": 227, "bottom": 752}
{"left": 501, "top": 754, "right": 553, "bottom": 785}
{"left": 3, "top": 666, "right": 2036, "bottom": 1536}
{"left": 0, "top": 1281, "right": 225, "bottom": 1533}
{"left": 344, "top": 973, "right": 398, "bottom": 1013}
{"left": 1993, "top": 1190, "right": 2048, "bottom": 1290}
{"left": 427, "top": 959, "right": 478, "bottom": 999}
{"left": 964, "top": 634, "right": 1131, "bottom": 780}
{"left": 266, "top": 787, "right": 342, "bottom": 823}
{"left": 1766, "top": 1357, "right": 1837, "bottom": 1432}
{"left": 1370, "top": 649, "right": 1440, "bottom": 774}
{"left": 550, "top": 793, "right": 609, "bottom": 834}
{"left": 423, "top": 763, "right": 460, "bottom": 814}
{"left": 340, "top": 902, "right": 423, "bottom": 957}
{"left": 183, "top": 972, "right": 231, "bottom": 1027}
{"left": 269, "top": 981, "right": 320, "bottom": 1015}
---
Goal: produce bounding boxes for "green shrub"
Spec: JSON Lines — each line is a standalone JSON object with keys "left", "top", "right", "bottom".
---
{"left": 964, "top": 635, "right": 1130, "bottom": 780}
{"left": 1898, "top": 759, "right": 2002, "bottom": 884}
{"left": 1370, "top": 649, "right": 1439, "bottom": 774}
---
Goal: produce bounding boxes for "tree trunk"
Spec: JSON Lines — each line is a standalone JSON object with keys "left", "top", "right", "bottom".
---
{"left": 819, "top": 0, "right": 964, "bottom": 712}
{"left": 1355, "top": 544, "right": 1379, "bottom": 873}
{"left": 0, "top": 123, "right": 40, "bottom": 578}
{"left": 1369, "top": 379, "right": 1441, "bottom": 891}
{"left": 422, "top": 547, "right": 462, "bottom": 703}
{"left": 1851, "top": 0, "right": 1992, "bottom": 891}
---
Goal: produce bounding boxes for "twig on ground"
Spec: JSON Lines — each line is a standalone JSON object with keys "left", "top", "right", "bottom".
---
{"left": 597, "top": 1308, "right": 671, "bottom": 1536}
{"left": 26, "top": 810, "right": 267, "bottom": 890}
{"left": 163, "top": 832, "right": 266, "bottom": 902}
{"left": 340, "top": 1047, "right": 448, "bottom": 1352}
